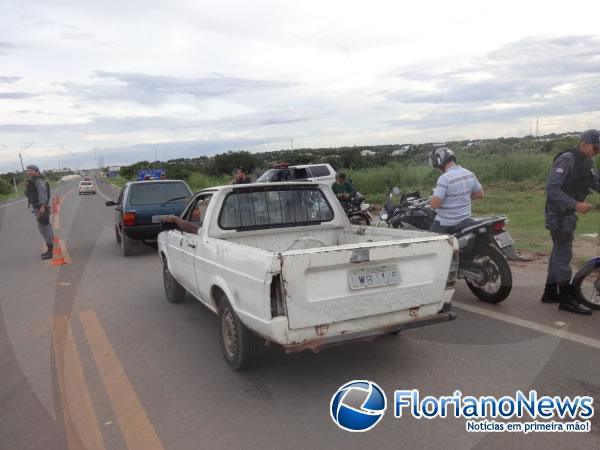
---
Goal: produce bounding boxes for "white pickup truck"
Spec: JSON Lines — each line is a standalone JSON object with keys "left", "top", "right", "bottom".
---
{"left": 158, "top": 182, "right": 458, "bottom": 370}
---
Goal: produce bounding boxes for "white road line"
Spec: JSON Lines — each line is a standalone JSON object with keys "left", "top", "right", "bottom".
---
{"left": 95, "top": 188, "right": 112, "bottom": 202}
{"left": 0, "top": 198, "right": 26, "bottom": 209}
{"left": 454, "top": 301, "right": 600, "bottom": 351}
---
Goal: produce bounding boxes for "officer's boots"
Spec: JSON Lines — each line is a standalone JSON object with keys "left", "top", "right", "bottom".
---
{"left": 540, "top": 283, "right": 559, "bottom": 303}
{"left": 41, "top": 244, "right": 53, "bottom": 260}
{"left": 557, "top": 283, "right": 592, "bottom": 315}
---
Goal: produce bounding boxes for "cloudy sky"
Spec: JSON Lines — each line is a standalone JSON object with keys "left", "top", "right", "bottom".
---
{"left": 1, "top": 0, "right": 600, "bottom": 172}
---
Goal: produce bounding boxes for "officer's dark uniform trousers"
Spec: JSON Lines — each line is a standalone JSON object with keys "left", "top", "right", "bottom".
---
{"left": 545, "top": 149, "right": 599, "bottom": 292}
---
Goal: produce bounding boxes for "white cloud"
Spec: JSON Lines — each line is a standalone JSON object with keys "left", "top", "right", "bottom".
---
{"left": 0, "top": 0, "right": 599, "bottom": 171}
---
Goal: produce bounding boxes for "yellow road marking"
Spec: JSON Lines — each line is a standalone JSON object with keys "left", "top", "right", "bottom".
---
{"left": 79, "top": 310, "right": 164, "bottom": 450}
{"left": 52, "top": 315, "right": 107, "bottom": 450}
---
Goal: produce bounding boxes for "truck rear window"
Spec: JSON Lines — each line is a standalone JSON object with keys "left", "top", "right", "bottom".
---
{"left": 128, "top": 183, "right": 191, "bottom": 206}
{"left": 219, "top": 187, "right": 334, "bottom": 230}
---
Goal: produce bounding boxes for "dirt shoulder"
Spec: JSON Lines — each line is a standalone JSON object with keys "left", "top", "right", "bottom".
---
{"left": 512, "top": 235, "right": 599, "bottom": 273}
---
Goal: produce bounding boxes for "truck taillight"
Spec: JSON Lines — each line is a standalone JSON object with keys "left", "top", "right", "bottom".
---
{"left": 446, "top": 249, "right": 459, "bottom": 288}
{"left": 123, "top": 212, "right": 136, "bottom": 226}
{"left": 270, "top": 274, "right": 286, "bottom": 318}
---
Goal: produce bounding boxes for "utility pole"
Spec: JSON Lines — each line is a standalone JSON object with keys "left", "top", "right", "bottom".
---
{"left": 18, "top": 142, "right": 33, "bottom": 173}
{"left": 154, "top": 145, "right": 158, "bottom": 162}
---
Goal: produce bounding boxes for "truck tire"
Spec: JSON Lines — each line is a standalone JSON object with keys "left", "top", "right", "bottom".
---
{"left": 162, "top": 259, "right": 186, "bottom": 303}
{"left": 217, "top": 298, "right": 256, "bottom": 370}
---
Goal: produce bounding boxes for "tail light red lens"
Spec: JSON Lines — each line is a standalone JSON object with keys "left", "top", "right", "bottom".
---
{"left": 123, "top": 212, "right": 136, "bottom": 226}
{"left": 492, "top": 221, "right": 505, "bottom": 232}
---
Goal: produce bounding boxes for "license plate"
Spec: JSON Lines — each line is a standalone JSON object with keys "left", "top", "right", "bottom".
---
{"left": 494, "top": 231, "right": 514, "bottom": 248}
{"left": 152, "top": 215, "right": 166, "bottom": 223}
{"left": 348, "top": 265, "right": 400, "bottom": 290}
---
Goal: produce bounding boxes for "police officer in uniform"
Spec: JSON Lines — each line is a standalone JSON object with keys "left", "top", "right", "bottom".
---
{"left": 24, "top": 165, "right": 54, "bottom": 260}
{"left": 541, "top": 130, "right": 600, "bottom": 314}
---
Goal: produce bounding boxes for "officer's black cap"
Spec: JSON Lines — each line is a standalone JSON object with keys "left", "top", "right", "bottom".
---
{"left": 581, "top": 129, "right": 600, "bottom": 150}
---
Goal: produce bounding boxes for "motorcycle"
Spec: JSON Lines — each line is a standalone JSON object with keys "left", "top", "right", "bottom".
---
{"left": 340, "top": 191, "right": 372, "bottom": 225}
{"left": 572, "top": 256, "right": 600, "bottom": 310}
{"left": 379, "top": 189, "right": 515, "bottom": 304}
{"left": 375, "top": 187, "right": 424, "bottom": 228}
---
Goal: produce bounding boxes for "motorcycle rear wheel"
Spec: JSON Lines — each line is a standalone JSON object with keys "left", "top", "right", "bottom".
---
{"left": 465, "top": 244, "right": 512, "bottom": 304}
{"left": 572, "top": 262, "right": 600, "bottom": 310}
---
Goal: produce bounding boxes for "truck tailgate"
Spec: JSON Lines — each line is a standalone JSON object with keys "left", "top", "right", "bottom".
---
{"left": 280, "top": 236, "right": 455, "bottom": 329}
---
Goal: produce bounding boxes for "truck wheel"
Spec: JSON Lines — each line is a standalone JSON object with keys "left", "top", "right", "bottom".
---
{"left": 162, "top": 259, "right": 186, "bottom": 303}
{"left": 120, "top": 232, "right": 136, "bottom": 257}
{"left": 218, "top": 298, "right": 256, "bottom": 370}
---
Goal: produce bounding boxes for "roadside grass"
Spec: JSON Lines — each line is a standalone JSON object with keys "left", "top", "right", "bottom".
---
{"left": 187, "top": 173, "right": 230, "bottom": 191}
{"left": 366, "top": 180, "right": 599, "bottom": 255}
{"left": 0, "top": 184, "right": 24, "bottom": 202}
{"left": 108, "top": 175, "right": 129, "bottom": 188}
{"left": 108, "top": 153, "right": 600, "bottom": 256}
{"left": 472, "top": 184, "right": 600, "bottom": 254}
{"left": 0, "top": 181, "right": 59, "bottom": 203}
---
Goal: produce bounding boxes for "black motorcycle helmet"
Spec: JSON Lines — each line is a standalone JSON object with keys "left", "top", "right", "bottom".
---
{"left": 428, "top": 147, "right": 456, "bottom": 170}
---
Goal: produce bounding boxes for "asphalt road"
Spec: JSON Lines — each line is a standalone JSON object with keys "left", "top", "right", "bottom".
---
{"left": 1, "top": 181, "right": 599, "bottom": 450}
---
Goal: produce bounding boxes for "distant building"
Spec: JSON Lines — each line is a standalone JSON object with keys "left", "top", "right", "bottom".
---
{"left": 361, "top": 150, "right": 376, "bottom": 157}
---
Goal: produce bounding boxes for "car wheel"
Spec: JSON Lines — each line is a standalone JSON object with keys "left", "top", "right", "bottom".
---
{"left": 120, "top": 231, "right": 136, "bottom": 257}
{"left": 115, "top": 226, "right": 121, "bottom": 244}
{"left": 218, "top": 297, "right": 256, "bottom": 370}
{"left": 162, "top": 259, "right": 186, "bottom": 303}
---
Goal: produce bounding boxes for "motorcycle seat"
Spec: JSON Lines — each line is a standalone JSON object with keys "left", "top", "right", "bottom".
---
{"left": 449, "top": 218, "right": 489, "bottom": 235}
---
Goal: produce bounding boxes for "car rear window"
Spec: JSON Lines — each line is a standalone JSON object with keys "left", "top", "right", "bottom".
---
{"left": 218, "top": 186, "right": 334, "bottom": 230}
{"left": 80, "top": 181, "right": 93, "bottom": 186}
{"left": 128, "top": 182, "right": 191, "bottom": 206}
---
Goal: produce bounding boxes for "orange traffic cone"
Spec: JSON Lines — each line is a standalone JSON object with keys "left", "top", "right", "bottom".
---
{"left": 51, "top": 238, "right": 66, "bottom": 265}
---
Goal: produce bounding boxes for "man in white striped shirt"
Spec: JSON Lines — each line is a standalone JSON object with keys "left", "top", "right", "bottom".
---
{"left": 428, "top": 147, "right": 485, "bottom": 233}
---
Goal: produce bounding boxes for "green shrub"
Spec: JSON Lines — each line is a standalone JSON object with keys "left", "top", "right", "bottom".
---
{"left": 187, "top": 173, "right": 230, "bottom": 191}
{"left": 0, "top": 178, "right": 13, "bottom": 195}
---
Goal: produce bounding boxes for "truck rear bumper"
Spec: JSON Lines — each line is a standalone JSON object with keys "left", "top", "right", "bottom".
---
{"left": 282, "top": 308, "right": 456, "bottom": 353}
